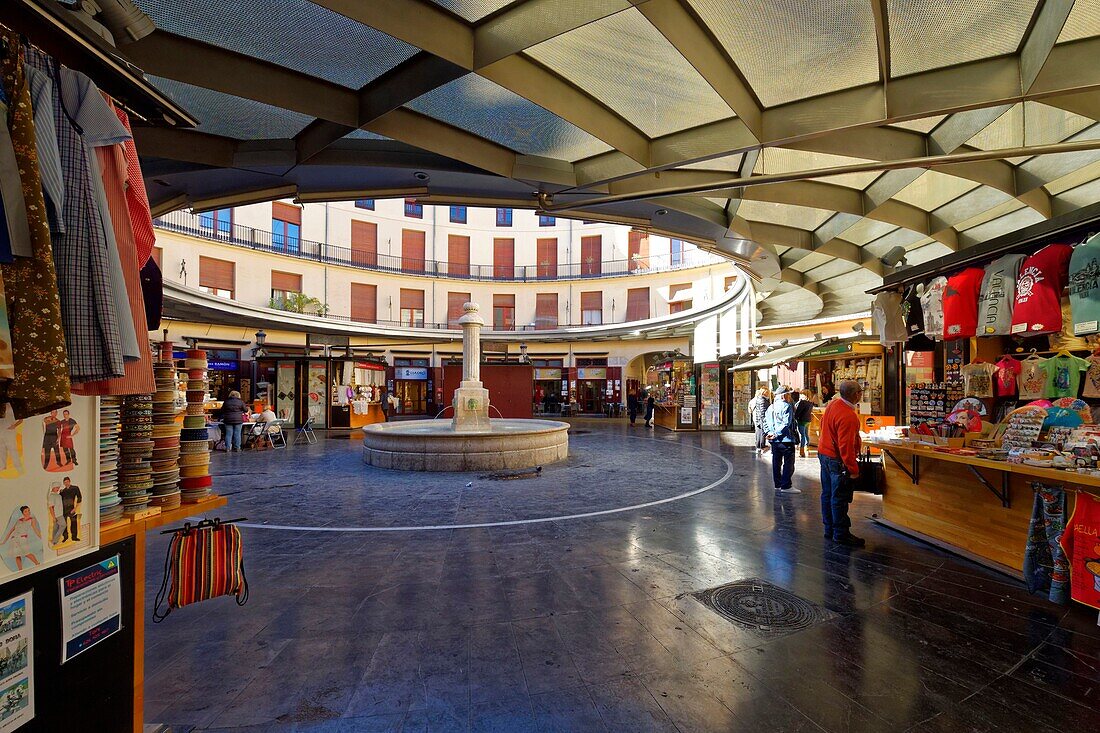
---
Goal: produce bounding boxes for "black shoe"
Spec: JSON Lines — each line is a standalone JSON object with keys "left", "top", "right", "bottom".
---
{"left": 833, "top": 534, "right": 865, "bottom": 548}
{"left": 71, "top": 536, "right": 80, "bottom": 542}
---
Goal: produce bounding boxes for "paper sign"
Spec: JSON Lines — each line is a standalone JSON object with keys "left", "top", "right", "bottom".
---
{"left": 60, "top": 555, "right": 121, "bottom": 663}
{"left": 0, "top": 592, "right": 34, "bottom": 731}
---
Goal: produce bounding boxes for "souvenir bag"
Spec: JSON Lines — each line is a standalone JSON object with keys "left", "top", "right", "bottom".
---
{"left": 153, "top": 517, "right": 248, "bottom": 622}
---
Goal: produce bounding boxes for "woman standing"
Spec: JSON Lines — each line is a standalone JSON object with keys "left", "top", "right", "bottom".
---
{"left": 627, "top": 390, "right": 640, "bottom": 427}
{"left": 794, "top": 389, "right": 816, "bottom": 458}
{"left": 748, "top": 388, "right": 771, "bottom": 454}
{"left": 220, "top": 390, "right": 246, "bottom": 452}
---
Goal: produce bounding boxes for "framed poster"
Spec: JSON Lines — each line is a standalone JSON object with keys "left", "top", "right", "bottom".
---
{"left": 0, "top": 395, "right": 99, "bottom": 584}
{"left": 306, "top": 361, "right": 327, "bottom": 427}
{"left": 0, "top": 593, "right": 33, "bottom": 731}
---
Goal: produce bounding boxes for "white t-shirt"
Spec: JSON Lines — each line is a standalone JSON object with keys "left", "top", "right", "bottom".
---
{"left": 920, "top": 277, "right": 948, "bottom": 338}
{"left": 872, "top": 292, "right": 907, "bottom": 344}
{"left": 977, "top": 254, "right": 1025, "bottom": 336}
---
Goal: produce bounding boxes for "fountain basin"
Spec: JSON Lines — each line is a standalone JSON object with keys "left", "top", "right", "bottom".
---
{"left": 362, "top": 419, "right": 569, "bottom": 472}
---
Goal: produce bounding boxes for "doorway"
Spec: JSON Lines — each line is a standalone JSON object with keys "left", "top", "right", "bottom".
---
{"left": 395, "top": 380, "right": 428, "bottom": 415}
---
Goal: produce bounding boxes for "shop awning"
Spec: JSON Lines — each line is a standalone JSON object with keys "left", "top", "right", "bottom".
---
{"left": 728, "top": 340, "right": 829, "bottom": 371}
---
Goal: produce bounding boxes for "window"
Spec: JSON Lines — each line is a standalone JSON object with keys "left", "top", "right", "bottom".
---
{"left": 626, "top": 287, "right": 650, "bottom": 322}
{"left": 669, "top": 283, "right": 692, "bottom": 314}
{"left": 151, "top": 247, "right": 163, "bottom": 268}
{"left": 670, "top": 238, "right": 684, "bottom": 266}
{"left": 399, "top": 289, "right": 425, "bottom": 327}
{"left": 536, "top": 238, "right": 557, "bottom": 279}
{"left": 354, "top": 199, "right": 375, "bottom": 210}
{"left": 538, "top": 214, "right": 555, "bottom": 227}
{"left": 725, "top": 275, "right": 738, "bottom": 291}
{"left": 581, "top": 235, "right": 601, "bottom": 276}
{"left": 628, "top": 230, "right": 649, "bottom": 271}
{"left": 535, "top": 293, "right": 558, "bottom": 330}
{"left": 493, "top": 238, "right": 514, "bottom": 280}
{"left": 581, "top": 291, "right": 602, "bottom": 325}
{"left": 270, "top": 271, "right": 302, "bottom": 307}
{"left": 350, "top": 220, "right": 377, "bottom": 267}
{"left": 199, "top": 256, "right": 235, "bottom": 299}
{"left": 350, "top": 283, "right": 377, "bottom": 323}
{"left": 402, "top": 229, "right": 426, "bottom": 273}
{"left": 495, "top": 207, "right": 512, "bottom": 227}
{"left": 493, "top": 294, "right": 515, "bottom": 331}
{"left": 447, "top": 292, "right": 471, "bottom": 328}
{"left": 449, "top": 205, "right": 467, "bottom": 224}
{"left": 404, "top": 197, "right": 423, "bottom": 218}
{"left": 199, "top": 208, "right": 232, "bottom": 236}
{"left": 272, "top": 202, "right": 301, "bottom": 254}
{"left": 448, "top": 235, "right": 470, "bottom": 277}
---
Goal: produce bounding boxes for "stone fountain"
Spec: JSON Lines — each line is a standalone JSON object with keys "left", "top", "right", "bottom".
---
{"left": 362, "top": 302, "right": 569, "bottom": 471}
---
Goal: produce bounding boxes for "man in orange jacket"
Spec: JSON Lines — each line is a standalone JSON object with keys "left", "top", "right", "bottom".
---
{"left": 817, "top": 379, "right": 865, "bottom": 547}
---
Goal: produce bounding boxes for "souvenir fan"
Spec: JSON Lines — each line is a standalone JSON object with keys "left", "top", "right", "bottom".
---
{"left": 953, "top": 397, "right": 988, "bottom": 416}
{"left": 1052, "top": 397, "right": 1092, "bottom": 423}
{"left": 1044, "top": 407, "right": 1085, "bottom": 428}
{"left": 1026, "top": 399, "right": 1054, "bottom": 408}
{"left": 945, "top": 407, "right": 982, "bottom": 433}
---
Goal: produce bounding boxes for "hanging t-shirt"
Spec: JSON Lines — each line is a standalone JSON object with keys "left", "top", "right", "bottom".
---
{"left": 1082, "top": 355, "right": 1100, "bottom": 399}
{"left": 902, "top": 287, "right": 924, "bottom": 335}
{"left": 994, "top": 357, "right": 1022, "bottom": 397}
{"left": 1069, "top": 232, "right": 1100, "bottom": 335}
{"left": 1058, "top": 492, "right": 1100, "bottom": 610}
{"left": 872, "top": 291, "right": 907, "bottom": 344}
{"left": 977, "top": 253, "right": 1024, "bottom": 336}
{"left": 960, "top": 362, "right": 995, "bottom": 398}
{"left": 942, "top": 268, "right": 985, "bottom": 340}
{"left": 1012, "top": 243, "right": 1074, "bottom": 336}
{"left": 1039, "top": 354, "right": 1089, "bottom": 398}
{"left": 1018, "top": 358, "right": 1047, "bottom": 401}
{"left": 919, "top": 276, "right": 948, "bottom": 338}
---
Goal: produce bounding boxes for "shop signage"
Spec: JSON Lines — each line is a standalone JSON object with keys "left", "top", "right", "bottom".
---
{"left": 534, "top": 368, "right": 561, "bottom": 380}
{"left": 356, "top": 361, "right": 386, "bottom": 371}
{"left": 307, "top": 333, "right": 349, "bottom": 347}
{"left": 803, "top": 342, "right": 853, "bottom": 358}
{"left": 60, "top": 555, "right": 121, "bottom": 663}
{"left": 576, "top": 368, "right": 607, "bottom": 380}
{"left": 394, "top": 367, "right": 428, "bottom": 380}
{"left": 207, "top": 360, "right": 238, "bottom": 371}
{"left": 481, "top": 341, "right": 509, "bottom": 354}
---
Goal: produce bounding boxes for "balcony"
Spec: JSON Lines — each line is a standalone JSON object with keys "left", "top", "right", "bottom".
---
{"left": 154, "top": 210, "right": 728, "bottom": 282}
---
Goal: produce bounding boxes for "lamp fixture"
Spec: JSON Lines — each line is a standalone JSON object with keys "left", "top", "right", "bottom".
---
{"left": 413, "top": 171, "right": 430, "bottom": 181}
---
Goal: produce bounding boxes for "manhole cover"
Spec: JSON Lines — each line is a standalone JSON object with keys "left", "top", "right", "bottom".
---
{"left": 692, "top": 578, "right": 836, "bottom": 638}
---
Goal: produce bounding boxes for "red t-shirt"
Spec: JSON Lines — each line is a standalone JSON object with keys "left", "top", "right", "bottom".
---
{"left": 994, "top": 357, "right": 1022, "bottom": 396}
{"left": 942, "top": 267, "right": 985, "bottom": 340}
{"left": 1059, "top": 492, "right": 1100, "bottom": 610}
{"left": 1011, "top": 243, "right": 1073, "bottom": 335}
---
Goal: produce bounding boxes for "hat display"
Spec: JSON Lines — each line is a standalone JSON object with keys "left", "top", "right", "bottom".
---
{"left": 181, "top": 351, "right": 213, "bottom": 502}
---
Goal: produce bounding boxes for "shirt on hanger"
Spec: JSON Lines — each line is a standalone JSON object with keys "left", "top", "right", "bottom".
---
{"left": 960, "top": 362, "right": 996, "bottom": 398}
{"left": 1039, "top": 354, "right": 1089, "bottom": 398}
{"left": 872, "top": 291, "right": 907, "bottom": 344}
{"left": 977, "top": 253, "right": 1024, "bottom": 336}
{"left": 1018, "top": 358, "right": 1047, "bottom": 401}
{"left": 1082, "top": 354, "right": 1100, "bottom": 399}
{"left": 1012, "top": 243, "right": 1074, "bottom": 335}
{"left": 1069, "top": 232, "right": 1100, "bottom": 335}
{"left": 920, "top": 276, "right": 948, "bottom": 338}
{"left": 994, "top": 356, "right": 1022, "bottom": 397}
{"left": 942, "top": 267, "right": 985, "bottom": 340}
{"left": 902, "top": 286, "right": 924, "bottom": 335}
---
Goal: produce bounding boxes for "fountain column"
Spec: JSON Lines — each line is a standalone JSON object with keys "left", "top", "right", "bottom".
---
{"left": 452, "top": 302, "right": 491, "bottom": 432}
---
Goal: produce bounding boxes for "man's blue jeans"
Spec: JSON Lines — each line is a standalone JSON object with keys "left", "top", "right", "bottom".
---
{"left": 770, "top": 441, "right": 796, "bottom": 490}
{"left": 224, "top": 423, "right": 243, "bottom": 450}
{"left": 819, "top": 454, "right": 852, "bottom": 539}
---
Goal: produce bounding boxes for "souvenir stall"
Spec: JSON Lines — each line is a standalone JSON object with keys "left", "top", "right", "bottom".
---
{"left": 865, "top": 204, "right": 1100, "bottom": 615}
{"left": 799, "top": 339, "right": 896, "bottom": 446}
{"left": 645, "top": 357, "right": 696, "bottom": 430}
{"left": 0, "top": 4, "right": 228, "bottom": 729}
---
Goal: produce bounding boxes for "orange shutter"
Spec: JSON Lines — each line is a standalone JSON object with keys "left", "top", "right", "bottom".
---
{"left": 272, "top": 201, "right": 301, "bottom": 225}
{"left": 628, "top": 230, "right": 649, "bottom": 270}
{"left": 350, "top": 220, "right": 377, "bottom": 266}
{"left": 152, "top": 247, "right": 162, "bottom": 268}
{"left": 669, "top": 283, "right": 692, "bottom": 313}
{"left": 199, "top": 256, "right": 235, "bottom": 293}
{"left": 400, "top": 288, "right": 425, "bottom": 310}
{"left": 536, "top": 238, "right": 557, "bottom": 278}
{"left": 535, "top": 293, "right": 558, "bottom": 329}
{"left": 626, "top": 287, "right": 649, "bottom": 321}
{"left": 350, "top": 283, "right": 377, "bottom": 323}
{"left": 402, "top": 229, "right": 426, "bottom": 272}
{"left": 581, "top": 291, "right": 602, "bottom": 311}
{"left": 493, "top": 294, "right": 515, "bottom": 330}
{"left": 493, "top": 238, "right": 514, "bottom": 279}
{"left": 581, "top": 235, "right": 601, "bottom": 275}
{"left": 270, "top": 271, "right": 302, "bottom": 293}
{"left": 447, "top": 292, "right": 471, "bottom": 327}
{"left": 448, "top": 235, "right": 470, "bottom": 277}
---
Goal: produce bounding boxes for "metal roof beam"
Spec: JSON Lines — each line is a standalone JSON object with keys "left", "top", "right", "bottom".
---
{"left": 363, "top": 108, "right": 517, "bottom": 178}
{"left": 1021, "top": 1, "right": 1078, "bottom": 92}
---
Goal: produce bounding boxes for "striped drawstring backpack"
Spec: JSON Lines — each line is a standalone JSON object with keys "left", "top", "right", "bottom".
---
{"left": 153, "top": 518, "right": 248, "bottom": 622}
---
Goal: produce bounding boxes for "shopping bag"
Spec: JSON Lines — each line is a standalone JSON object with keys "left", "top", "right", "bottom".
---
{"left": 153, "top": 518, "right": 248, "bottom": 622}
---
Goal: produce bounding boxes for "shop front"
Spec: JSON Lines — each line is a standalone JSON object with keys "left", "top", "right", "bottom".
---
{"left": 533, "top": 367, "right": 564, "bottom": 415}
{"left": 646, "top": 357, "right": 697, "bottom": 430}
{"left": 255, "top": 357, "right": 388, "bottom": 429}
{"left": 389, "top": 360, "right": 431, "bottom": 416}
{"left": 799, "top": 338, "right": 896, "bottom": 445}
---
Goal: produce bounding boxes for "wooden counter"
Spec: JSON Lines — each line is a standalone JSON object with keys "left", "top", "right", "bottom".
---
{"left": 102, "top": 495, "right": 228, "bottom": 733}
{"left": 867, "top": 441, "right": 1093, "bottom": 575}
{"left": 350, "top": 402, "right": 385, "bottom": 430}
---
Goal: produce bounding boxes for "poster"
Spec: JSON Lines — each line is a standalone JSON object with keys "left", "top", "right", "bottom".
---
{"left": 0, "top": 593, "right": 33, "bottom": 732}
{"left": 680, "top": 407, "right": 694, "bottom": 423}
{"left": 275, "top": 362, "right": 296, "bottom": 420}
{"left": 60, "top": 555, "right": 121, "bottom": 663}
{"left": 306, "top": 361, "right": 327, "bottom": 428}
{"left": 0, "top": 396, "right": 98, "bottom": 584}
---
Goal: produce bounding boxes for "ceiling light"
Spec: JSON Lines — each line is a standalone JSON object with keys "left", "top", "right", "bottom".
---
{"left": 413, "top": 172, "right": 430, "bottom": 181}
{"left": 654, "top": 209, "right": 669, "bottom": 216}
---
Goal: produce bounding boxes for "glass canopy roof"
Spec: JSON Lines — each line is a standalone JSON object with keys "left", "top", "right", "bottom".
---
{"left": 118, "top": 0, "right": 1100, "bottom": 324}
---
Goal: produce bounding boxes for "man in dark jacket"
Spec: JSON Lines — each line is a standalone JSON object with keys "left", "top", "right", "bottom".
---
{"left": 220, "top": 390, "right": 247, "bottom": 452}
{"left": 627, "top": 391, "right": 640, "bottom": 427}
{"left": 644, "top": 392, "right": 656, "bottom": 427}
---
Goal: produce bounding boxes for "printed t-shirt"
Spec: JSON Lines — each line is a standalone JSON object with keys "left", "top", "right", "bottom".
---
{"left": 942, "top": 268, "right": 985, "bottom": 340}
{"left": 1039, "top": 354, "right": 1089, "bottom": 398}
{"left": 1058, "top": 492, "right": 1100, "bottom": 610}
{"left": 1018, "top": 359, "right": 1047, "bottom": 400}
{"left": 1082, "top": 355, "right": 1100, "bottom": 399}
{"left": 977, "top": 254, "right": 1024, "bottom": 336}
{"left": 872, "top": 291, "right": 907, "bottom": 344}
{"left": 1069, "top": 232, "right": 1100, "bottom": 335}
{"left": 994, "top": 357, "right": 1022, "bottom": 397}
{"left": 919, "top": 277, "right": 948, "bottom": 338}
{"left": 960, "top": 362, "right": 995, "bottom": 398}
{"left": 902, "top": 287, "right": 924, "bottom": 335}
{"left": 1012, "top": 243, "right": 1074, "bottom": 335}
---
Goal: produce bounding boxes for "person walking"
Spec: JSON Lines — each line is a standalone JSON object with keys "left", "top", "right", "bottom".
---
{"left": 794, "top": 389, "right": 815, "bottom": 458}
{"left": 627, "top": 391, "right": 640, "bottom": 427}
{"left": 644, "top": 391, "right": 656, "bottom": 427}
{"left": 220, "top": 390, "right": 247, "bottom": 452}
{"left": 763, "top": 387, "right": 800, "bottom": 494}
{"left": 748, "top": 388, "right": 771, "bottom": 454}
{"left": 818, "top": 379, "right": 865, "bottom": 547}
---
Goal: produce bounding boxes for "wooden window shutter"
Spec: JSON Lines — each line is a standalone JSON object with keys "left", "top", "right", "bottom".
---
{"left": 400, "top": 288, "right": 425, "bottom": 310}
{"left": 270, "top": 271, "right": 302, "bottom": 293}
{"left": 535, "top": 293, "right": 558, "bottom": 329}
{"left": 626, "top": 287, "right": 650, "bottom": 321}
{"left": 350, "top": 220, "right": 377, "bottom": 266}
{"left": 628, "top": 230, "right": 649, "bottom": 270}
{"left": 536, "top": 238, "right": 557, "bottom": 278}
{"left": 402, "top": 229, "right": 426, "bottom": 271}
{"left": 581, "top": 236, "right": 601, "bottom": 275}
{"left": 448, "top": 235, "right": 470, "bottom": 276}
{"left": 152, "top": 247, "right": 162, "bottom": 268}
{"left": 447, "top": 292, "right": 471, "bottom": 327}
{"left": 272, "top": 201, "right": 301, "bottom": 225}
{"left": 581, "top": 291, "right": 602, "bottom": 311}
{"left": 493, "top": 294, "right": 515, "bottom": 308}
{"left": 199, "top": 256, "right": 235, "bottom": 292}
{"left": 493, "top": 238, "right": 514, "bottom": 279}
{"left": 350, "top": 283, "right": 377, "bottom": 323}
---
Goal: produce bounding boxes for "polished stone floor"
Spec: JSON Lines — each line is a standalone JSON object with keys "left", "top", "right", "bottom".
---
{"left": 144, "top": 420, "right": 1099, "bottom": 732}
